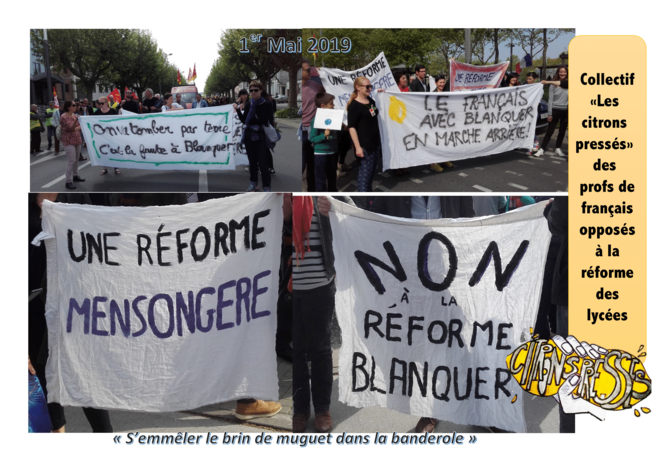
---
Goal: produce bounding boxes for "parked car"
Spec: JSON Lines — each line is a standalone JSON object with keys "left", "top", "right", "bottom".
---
{"left": 536, "top": 100, "right": 549, "bottom": 134}
{"left": 275, "top": 95, "right": 288, "bottom": 103}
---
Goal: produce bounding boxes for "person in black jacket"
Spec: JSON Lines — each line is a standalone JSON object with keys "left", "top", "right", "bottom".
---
{"left": 234, "top": 81, "right": 275, "bottom": 192}
{"left": 409, "top": 64, "right": 429, "bottom": 92}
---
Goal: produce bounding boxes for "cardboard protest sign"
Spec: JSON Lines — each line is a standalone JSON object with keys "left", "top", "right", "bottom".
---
{"left": 34, "top": 194, "right": 282, "bottom": 411}
{"left": 319, "top": 52, "right": 399, "bottom": 110}
{"left": 376, "top": 84, "right": 544, "bottom": 170}
{"left": 313, "top": 108, "right": 346, "bottom": 130}
{"left": 329, "top": 199, "right": 551, "bottom": 432}
{"left": 79, "top": 105, "right": 236, "bottom": 170}
{"left": 449, "top": 59, "right": 509, "bottom": 92}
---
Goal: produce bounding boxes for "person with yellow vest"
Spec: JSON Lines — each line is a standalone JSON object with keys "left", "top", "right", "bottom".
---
{"left": 30, "top": 104, "right": 45, "bottom": 155}
{"left": 108, "top": 95, "right": 119, "bottom": 110}
{"left": 45, "top": 101, "right": 59, "bottom": 153}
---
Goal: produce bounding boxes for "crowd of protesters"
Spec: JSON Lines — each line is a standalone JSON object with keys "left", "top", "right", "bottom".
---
{"left": 291, "top": 195, "right": 571, "bottom": 434}
{"left": 302, "top": 60, "right": 569, "bottom": 192}
{"left": 30, "top": 85, "right": 282, "bottom": 191}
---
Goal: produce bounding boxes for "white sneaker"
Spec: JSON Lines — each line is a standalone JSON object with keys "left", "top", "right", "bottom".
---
{"left": 534, "top": 149, "right": 545, "bottom": 157}
{"left": 555, "top": 148, "right": 566, "bottom": 157}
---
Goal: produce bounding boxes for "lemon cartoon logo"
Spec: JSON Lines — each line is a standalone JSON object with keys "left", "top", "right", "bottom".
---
{"left": 388, "top": 96, "right": 407, "bottom": 124}
{"left": 506, "top": 335, "right": 652, "bottom": 420}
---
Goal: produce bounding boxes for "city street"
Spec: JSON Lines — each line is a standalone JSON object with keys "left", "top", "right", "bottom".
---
{"left": 30, "top": 118, "right": 302, "bottom": 193}
{"left": 307, "top": 128, "right": 568, "bottom": 193}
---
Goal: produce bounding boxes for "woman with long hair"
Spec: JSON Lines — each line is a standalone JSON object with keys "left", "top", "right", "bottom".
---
{"left": 59, "top": 100, "right": 85, "bottom": 189}
{"left": 535, "top": 65, "right": 568, "bottom": 157}
{"left": 234, "top": 81, "right": 276, "bottom": 192}
{"left": 346, "top": 77, "right": 381, "bottom": 192}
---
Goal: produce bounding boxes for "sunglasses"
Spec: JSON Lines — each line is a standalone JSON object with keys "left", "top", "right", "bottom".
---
{"left": 360, "top": 85, "right": 373, "bottom": 90}
{"left": 250, "top": 89, "right": 260, "bottom": 93}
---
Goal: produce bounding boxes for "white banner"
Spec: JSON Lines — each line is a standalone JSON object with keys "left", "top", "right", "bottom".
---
{"left": 449, "top": 60, "right": 510, "bottom": 92}
{"left": 35, "top": 194, "right": 283, "bottom": 411}
{"left": 80, "top": 105, "right": 236, "bottom": 170}
{"left": 329, "top": 199, "right": 551, "bottom": 433}
{"left": 376, "top": 84, "right": 544, "bottom": 170}
{"left": 232, "top": 110, "right": 248, "bottom": 166}
{"left": 319, "top": 52, "right": 399, "bottom": 110}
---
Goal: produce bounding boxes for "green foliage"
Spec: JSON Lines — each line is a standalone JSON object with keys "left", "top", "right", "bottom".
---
{"left": 30, "top": 29, "right": 190, "bottom": 100}
{"left": 275, "top": 107, "right": 300, "bottom": 119}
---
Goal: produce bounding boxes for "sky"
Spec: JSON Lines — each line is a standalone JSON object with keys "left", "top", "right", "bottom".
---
{"left": 147, "top": 27, "right": 225, "bottom": 93}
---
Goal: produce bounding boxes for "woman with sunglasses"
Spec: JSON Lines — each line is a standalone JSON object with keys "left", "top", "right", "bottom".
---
{"left": 94, "top": 97, "right": 121, "bottom": 175}
{"left": 60, "top": 101, "right": 85, "bottom": 189}
{"left": 234, "top": 81, "right": 275, "bottom": 192}
{"left": 346, "top": 77, "right": 381, "bottom": 192}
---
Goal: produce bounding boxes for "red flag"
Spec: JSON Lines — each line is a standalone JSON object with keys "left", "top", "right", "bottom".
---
{"left": 177, "top": 69, "right": 181, "bottom": 84}
{"left": 191, "top": 64, "right": 197, "bottom": 82}
{"left": 52, "top": 86, "right": 59, "bottom": 108}
{"left": 108, "top": 88, "right": 121, "bottom": 104}
{"left": 188, "top": 68, "right": 192, "bottom": 82}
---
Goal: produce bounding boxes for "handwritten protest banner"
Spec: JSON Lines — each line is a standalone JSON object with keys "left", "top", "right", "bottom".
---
{"left": 79, "top": 105, "right": 236, "bottom": 170}
{"left": 33, "top": 194, "right": 283, "bottom": 411}
{"left": 329, "top": 199, "right": 551, "bottom": 432}
{"left": 232, "top": 110, "right": 248, "bottom": 166}
{"left": 449, "top": 59, "right": 509, "bottom": 92}
{"left": 319, "top": 52, "right": 399, "bottom": 110}
{"left": 376, "top": 84, "right": 544, "bottom": 170}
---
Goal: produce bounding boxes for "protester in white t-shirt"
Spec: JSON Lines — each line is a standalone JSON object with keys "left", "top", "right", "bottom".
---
{"left": 162, "top": 93, "right": 184, "bottom": 111}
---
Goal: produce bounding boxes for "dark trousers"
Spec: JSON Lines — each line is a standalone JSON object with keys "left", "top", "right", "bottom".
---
{"left": 276, "top": 243, "right": 293, "bottom": 351}
{"left": 540, "top": 108, "right": 568, "bottom": 151}
{"left": 245, "top": 135, "right": 271, "bottom": 188}
{"left": 303, "top": 138, "right": 315, "bottom": 192}
{"left": 34, "top": 362, "right": 113, "bottom": 432}
{"left": 293, "top": 281, "right": 335, "bottom": 414}
{"left": 47, "top": 126, "right": 59, "bottom": 152}
{"left": 338, "top": 131, "right": 352, "bottom": 165}
{"left": 314, "top": 152, "right": 339, "bottom": 192}
{"left": 556, "top": 304, "right": 575, "bottom": 433}
{"left": 31, "top": 129, "right": 42, "bottom": 152}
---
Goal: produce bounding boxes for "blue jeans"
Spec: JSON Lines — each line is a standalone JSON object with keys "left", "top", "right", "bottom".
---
{"left": 357, "top": 147, "right": 379, "bottom": 192}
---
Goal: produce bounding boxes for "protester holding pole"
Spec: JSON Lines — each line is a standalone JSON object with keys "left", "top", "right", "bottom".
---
{"left": 535, "top": 66, "right": 568, "bottom": 157}
{"left": 347, "top": 77, "right": 381, "bottom": 192}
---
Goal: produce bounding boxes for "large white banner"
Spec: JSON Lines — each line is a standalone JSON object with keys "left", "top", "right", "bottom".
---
{"left": 376, "top": 84, "right": 544, "bottom": 170}
{"left": 80, "top": 105, "right": 237, "bottom": 170}
{"left": 329, "top": 199, "right": 552, "bottom": 433}
{"left": 34, "top": 194, "right": 283, "bottom": 411}
{"left": 449, "top": 59, "right": 510, "bottom": 92}
{"left": 232, "top": 110, "right": 249, "bottom": 166}
{"left": 319, "top": 52, "right": 399, "bottom": 110}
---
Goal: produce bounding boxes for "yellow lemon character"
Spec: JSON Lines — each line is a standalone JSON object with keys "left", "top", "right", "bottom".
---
{"left": 388, "top": 96, "right": 407, "bottom": 124}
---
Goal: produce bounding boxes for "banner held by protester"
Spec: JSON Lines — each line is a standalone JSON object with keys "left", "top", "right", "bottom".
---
{"left": 33, "top": 194, "right": 283, "bottom": 411}
{"left": 376, "top": 84, "right": 544, "bottom": 170}
{"left": 449, "top": 59, "right": 510, "bottom": 92}
{"left": 329, "top": 199, "right": 552, "bottom": 433}
{"left": 79, "top": 105, "right": 237, "bottom": 170}
{"left": 319, "top": 52, "right": 399, "bottom": 110}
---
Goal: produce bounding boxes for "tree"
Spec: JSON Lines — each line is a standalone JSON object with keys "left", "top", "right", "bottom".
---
{"left": 219, "top": 29, "right": 281, "bottom": 88}
{"left": 514, "top": 28, "right": 574, "bottom": 70}
{"left": 31, "top": 29, "right": 132, "bottom": 100}
{"left": 270, "top": 29, "right": 302, "bottom": 108}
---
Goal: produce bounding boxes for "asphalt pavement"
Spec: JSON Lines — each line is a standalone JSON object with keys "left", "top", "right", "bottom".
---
{"left": 62, "top": 355, "right": 292, "bottom": 433}
{"left": 307, "top": 128, "right": 568, "bottom": 193}
{"left": 30, "top": 118, "right": 302, "bottom": 193}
